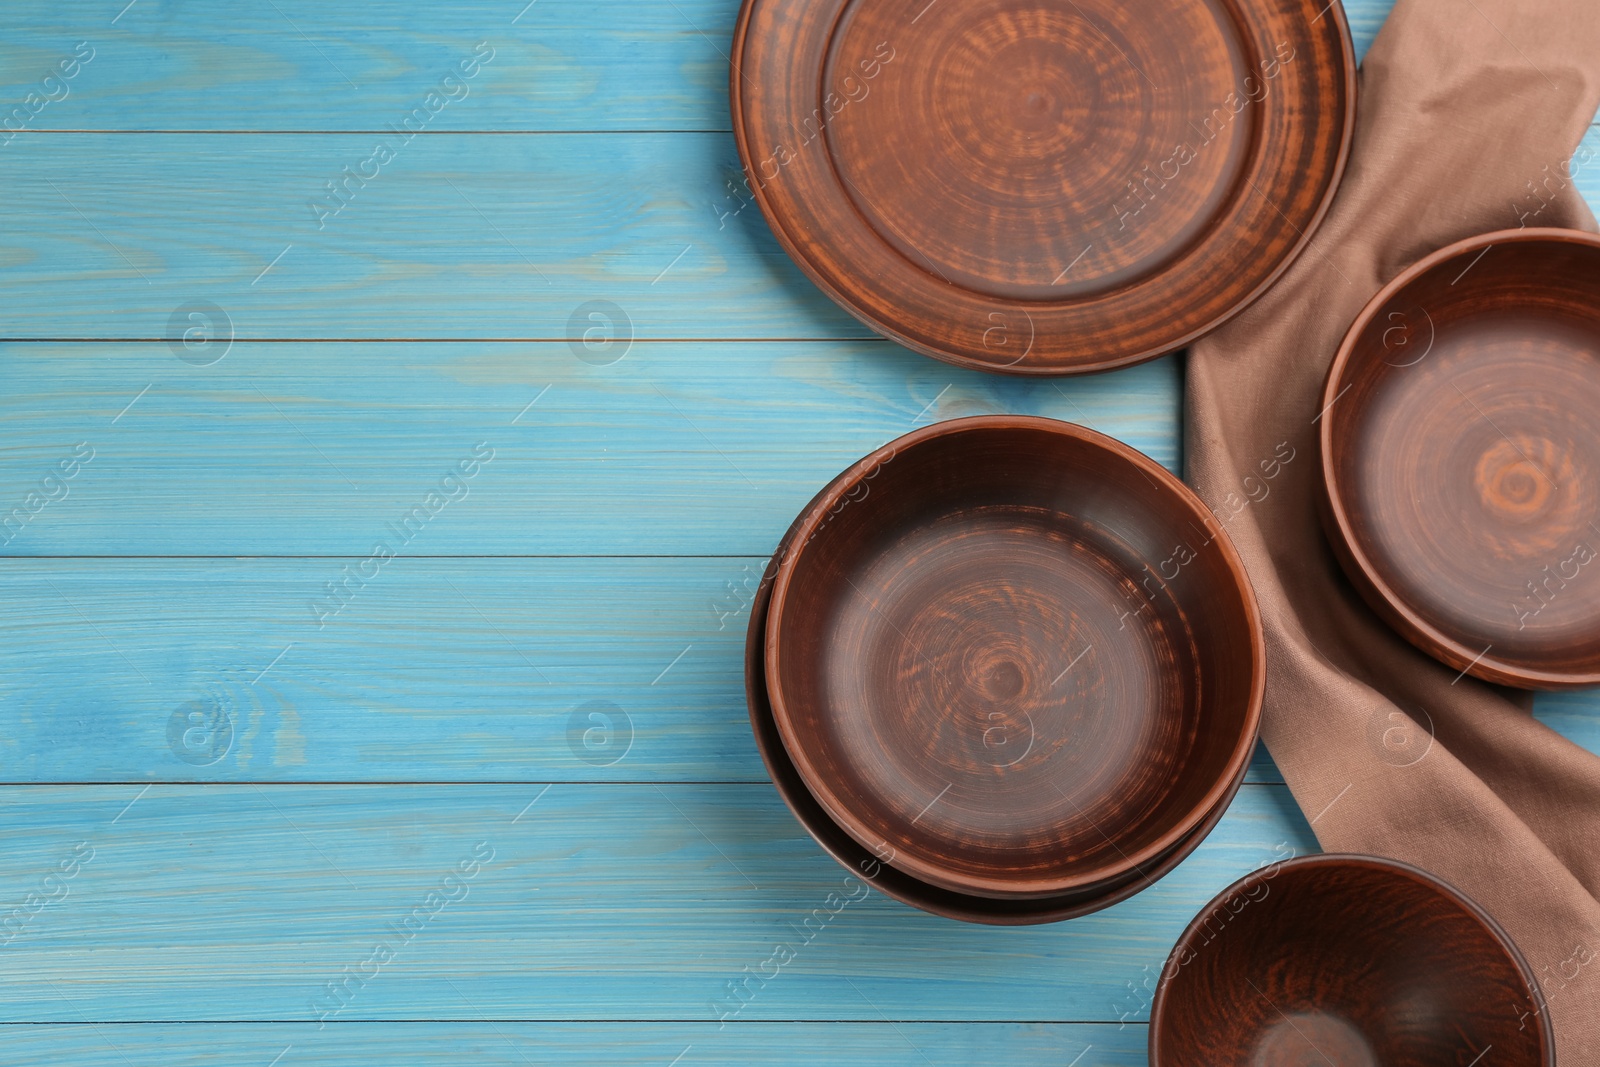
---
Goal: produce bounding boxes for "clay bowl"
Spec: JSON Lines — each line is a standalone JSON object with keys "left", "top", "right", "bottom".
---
{"left": 764, "top": 415, "right": 1263, "bottom": 899}
{"left": 745, "top": 492, "right": 1249, "bottom": 924}
{"left": 730, "top": 0, "right": 1356, "bottom": 374}
{"left": 1321, "top": 228, "right": 1600, "bottom": 688}
{"left": 1150, "top": 854, "right": 1553, "bottom": 1066}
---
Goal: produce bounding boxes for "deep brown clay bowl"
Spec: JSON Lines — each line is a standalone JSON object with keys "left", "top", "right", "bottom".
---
{"left": 1321, "top": 228, "right": 1600, "bottom": 688}
{"left": 765, "top": 415, "right": 1264, "bottom": 899}
{"left": 1150, "top": 854, "right": 1553, "bottom": 1066}
{"left": 745, "top": 488, "right": 1249, "bottom": 924}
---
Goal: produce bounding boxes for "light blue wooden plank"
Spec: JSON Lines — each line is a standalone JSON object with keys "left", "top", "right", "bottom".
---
{"left": 1, "top": 443, "right": 1592, "bottom": 792}
{"left": 6, "top": 51, "right": 1590, "bottom": 344}
{"left": 0, "top": 132, "right": 859, "bottom": 339}
{"left": 1536, "top": 689, "right": 1600, "bottom": 758}
{"left": 1248, "top": 743, "right": 1282, "bottom": 784}
{"left": 0, "top": 557, "right": 771, "bottom": 782}
{"left": 0, "top": 0, "right": 736, "bottom": 133}
{"left": 0, "top": 1023, "right": 1141, "bottom": 1066}
{"left": 13, "top": 556, "right": 1594, "bottom": 785}
{"left": 1344, "top": 0, "right": 1389, "bottom": 59}
{"left": 1560, "top": 125, "right": 1600, "bottom": 216}
{"left": 0, "top": 343, "right": 1181, "bottom": 555}
{"left": 0, "top": 1024, "right": 1137, "bottom": 1066}
{"left": 0, "top": 0, "right": 1394, "bottom": 135}
{"left": 10, "top": 0, "right": 1598, "bottom": 1052}
{"left": 0, "top": 783, "right": 1313, "bottom": 1023}
{"left": 0, "top": 556, "right": 1323, "bottom": 784}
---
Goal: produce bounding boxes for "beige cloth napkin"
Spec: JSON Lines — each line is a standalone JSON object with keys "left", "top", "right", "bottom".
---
{"left": 1185, "top": 0, "right": 1600, "bottom": 1057}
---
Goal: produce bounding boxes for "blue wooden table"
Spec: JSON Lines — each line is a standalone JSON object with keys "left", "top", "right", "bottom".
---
{"left": 3, "top": 1, "right": 1598, "bottom": 1063}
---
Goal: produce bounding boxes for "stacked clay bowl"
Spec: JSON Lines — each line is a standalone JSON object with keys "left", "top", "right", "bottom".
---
{"left": 747, "top": 416, "right": 1265, "bottom": 921}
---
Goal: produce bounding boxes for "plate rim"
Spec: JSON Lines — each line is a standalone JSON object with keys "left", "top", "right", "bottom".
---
{"left": 729, "top": 0, "right": 1359, "bottom": 375}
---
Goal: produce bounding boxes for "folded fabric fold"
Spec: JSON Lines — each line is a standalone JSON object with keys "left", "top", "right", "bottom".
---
{"left": 1185, "top": 0, "right": 1600, "bottom": 1056}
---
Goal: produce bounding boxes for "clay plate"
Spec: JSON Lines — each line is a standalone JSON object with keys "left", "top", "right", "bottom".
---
{"left": 745, "top": 484, "right": 1249, "bottom": 924}
{"left": 1150, "top": 853, "right": 1553, "bottom": 1066}
{"left": 1321, "top": 228, "right": 1600, "bottom": 688}
{"left": 730, "top": 0, "right": 1355, "bottom": 374}
{"left": 764, "top": 416, "right": 1263, "bottom": 899}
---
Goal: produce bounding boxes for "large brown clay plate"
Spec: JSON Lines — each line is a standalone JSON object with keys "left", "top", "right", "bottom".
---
{"left": 1150, "top": 854, "right": 1553, "bottom": 1065}
{"left": 1321, "top": 229, "right": 1600, "bottom": 689}
{"left": 745, "top": 477, "right": 1249, "bottom": 924}
{"left": 764, "top": 416, "right": 1264, "bottom": 899}
{"left": 731, "top": 0, "right": 1355, "bottom": 374}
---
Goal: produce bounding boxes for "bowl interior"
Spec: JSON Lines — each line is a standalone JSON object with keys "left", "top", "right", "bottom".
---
{"left": 767, "top": 419, "right": 1259, "bottom": 896}
{"left": 1326, "top": 233, "right": 1600, "bottom": 685}
{"left": 746, "top": 510, "right": 1248, "bottom": 924}
{"left": 1152, "top": 856, "right": 1551, "bottom": 1066}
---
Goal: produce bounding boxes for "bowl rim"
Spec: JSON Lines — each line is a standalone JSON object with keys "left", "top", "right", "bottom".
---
{"left": 1318, "top": 226, "right": 1600, "bottom": 689}
{"left": 1148, "top": 852, "right": 1556, "bottom": 1065}
{"left": 745, "top": 494, "right": 1254, "bottom": 924}
{"left": 727, "top": 0, "right": 1358, "bottom": 376}
{"left": 764, "top": 413, "right": 1266, "bottom": 898}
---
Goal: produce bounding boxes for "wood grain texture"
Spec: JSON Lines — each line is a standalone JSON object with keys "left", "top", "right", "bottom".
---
{"left": 4, "top": 559, "right": 1597, "bottom": 785}
{"left": 1322, "top": 229, "right": 1600, "bottom": 687}
{"left": 0, "top": 1023, "right": 1142, "bottom": 1066}
{"left": 0, "top": 342, "right": 1179, "bottom": 556}
{"left": 0, "top": 131, "right": 859, "bottom": 340}
{"left": 733, "top": 0, "right": 1355, "bottom": 372}
{"left": 0, "top": 784, "right": 1314, "bottom": 1023}
{"left": 0, "top": 555, "right": 1304, "bottom": 786}
{"left": 2, "top": 127, "right": 1594, "bottom": 341}
{"left": 2, "top": 0, "right": 1597, "bottom": 1059}
{"left": 0, "top": 0, "right": 1393, "bottom": 134}
{"left": 0, "top": 0, "right": 738, "bottom": 133}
